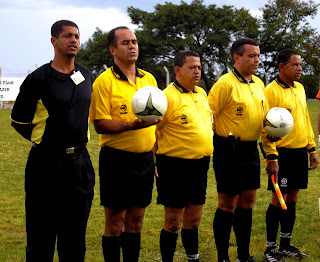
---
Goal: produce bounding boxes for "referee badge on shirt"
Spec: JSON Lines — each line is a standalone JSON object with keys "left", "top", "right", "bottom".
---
{"left": 120, "top": 104, "right": 128, "bottom": 114}
{"left": 181, "top": 115, "right": 188, "bottom": 124}
{"left": 70, "top": 71, "right": 85, "bottom": 85}
{"left": 236, "top": 107, "right": 243, "bottom": 116}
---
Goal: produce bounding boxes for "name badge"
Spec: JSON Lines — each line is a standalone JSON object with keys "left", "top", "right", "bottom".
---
{"left": 70, "top": 71, "right": 85, "bottom": 85}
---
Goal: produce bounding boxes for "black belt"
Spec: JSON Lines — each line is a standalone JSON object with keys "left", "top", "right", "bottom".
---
{"left": 214, "top": 134, "right": 257, "bottom": 146}
{"left": 214, "top": 134, "right": 257, "bottom": 156}
{"left": 32, "top": 143, "right": 86, "bottom": 154}
{"left": 65, "top": 146, "right": 82, "bottom": 154}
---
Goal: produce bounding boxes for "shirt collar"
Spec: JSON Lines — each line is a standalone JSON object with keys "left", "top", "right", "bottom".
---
{"left": 173, "top": 80, "right": 197, "bottom": 93}
{"left": 48, "top": 61, "right": 79, "bottom": 80}
{"left": 232, "top": 68, "right": 255, "bottom": 83}
{"left": 276, "top": 76, "right": 296, "bottom": 89}
{"left": 111, "top": 63, "right": 144, "bottom": 81}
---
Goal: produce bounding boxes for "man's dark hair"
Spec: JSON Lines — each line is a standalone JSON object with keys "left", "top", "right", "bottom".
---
{"left": 51, "top": 20, "right": 79, "bottom": 38}
{"left": 107, "top": 26, "right": 130, "bottom": 48}
{"left": 277, "top": 49, "right": 300, "bottom": 66}
{"left": 174, "top": 50, "right": 200, "bottom": 67}
{"left": 230, "top": 38, "right": 259, "bottom": 64}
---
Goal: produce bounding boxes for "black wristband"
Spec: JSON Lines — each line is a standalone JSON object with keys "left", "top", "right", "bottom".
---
{"left": 267, "top": 154, "right": 278, "bottom": 161}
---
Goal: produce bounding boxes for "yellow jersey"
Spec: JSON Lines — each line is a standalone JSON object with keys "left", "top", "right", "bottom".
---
{"left": 156, "top": 81, "right": 213, "bottom": 159}
{"left": 208, "top": 69, "right": 265, "bottom": 141}
{"left": 262, "top": 77, "right": 316, "bottom": 159}
{"left": 90, "top": 64, "right": 158, "bottom": 152}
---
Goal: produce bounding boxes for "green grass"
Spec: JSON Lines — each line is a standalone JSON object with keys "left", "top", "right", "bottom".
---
{"left": 1, "top": 101, "right": 320, "bottom": 261}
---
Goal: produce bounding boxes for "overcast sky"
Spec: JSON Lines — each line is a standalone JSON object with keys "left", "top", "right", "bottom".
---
{"left": 1, "top": 0, "right": 319, "bottom": 77}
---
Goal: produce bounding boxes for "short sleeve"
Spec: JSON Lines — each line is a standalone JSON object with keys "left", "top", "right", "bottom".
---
{"left": 89, "top": 74, "right": 113, "bottom": 121}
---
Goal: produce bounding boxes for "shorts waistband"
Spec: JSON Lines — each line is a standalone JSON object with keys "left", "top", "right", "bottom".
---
{"left": 101, "top": 146, "right": 152, "bottom": 156}
{"left": 156, "top": 154, "right": 210, "bottom": 162}
{"left": 214, "top": 134, "right": 257, "bottom": 145}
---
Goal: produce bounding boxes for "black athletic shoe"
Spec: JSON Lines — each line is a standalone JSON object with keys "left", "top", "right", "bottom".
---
{"left": 279, "top": 245, "right": 308, "bottom": 259}
{"left": 235, "top": 256, "right": 258, "bottom": 262}
{"left": 263, "top": 247, "right": 286, "bottom": 262}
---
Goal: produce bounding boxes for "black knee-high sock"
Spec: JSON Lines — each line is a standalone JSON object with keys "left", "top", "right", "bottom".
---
{"left": 102, "top": 235, "right": 121, "bottom": 262}
{"left": 213, "top": 208, "right": 233, "bottom": 261}
{"left": 233, "top": 207, "right": 252, "bottom": 260}
{"left": 160, "top": 228, "right": 178, "bottom": 262}
{"left": 181, "top": 228, "right": 199, "bottom": 262}
{"left": 266, "top": 204, "right": 282, "bottom": 249}
{"left": 280, "top": 202, "right": 296, "bottom": 248}
{"left": 121, "top": 232, "right": 141, "bottom": 262}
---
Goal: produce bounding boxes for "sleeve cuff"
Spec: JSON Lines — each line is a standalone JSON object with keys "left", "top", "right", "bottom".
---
{"left": 307, "top": 147, "right": 316, "bottom": 154}
{"left": 267, "top": 154, "right": 278, "bottom": 161}
{"left": 10, "top": 118, "right": 32, "bottom": 125}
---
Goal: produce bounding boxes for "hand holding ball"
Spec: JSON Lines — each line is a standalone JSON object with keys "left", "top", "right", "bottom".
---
{"left": 131, "top": 86, "right": 167, "bottom": 122}
{"left": 263, "top": 107, "right": 294, "bottom": 137}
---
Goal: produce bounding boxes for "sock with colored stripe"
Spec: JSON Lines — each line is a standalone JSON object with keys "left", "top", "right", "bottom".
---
{"left": 213, "top": 208, "right": 233, "bottom": 261}
{"left": 280, "top": 202, "right": 296, "bottom": 248}
{"left": 266, "top": 204, "right": 282, "bottom": 249}
{"left": 160, "top": 228, "right": 178, "bottom": 262}
{"left": 233, "top": 207, "right": 252, "bottom": 260}
{"left": 181, "top": 228, "right": 199, "bottom": 261}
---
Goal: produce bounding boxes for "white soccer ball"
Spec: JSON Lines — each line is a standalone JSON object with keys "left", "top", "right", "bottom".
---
{"left": 131, "top": 86, "right": 167, "bottom": 122}
{"left": 263, "top": 107, "right": 294, "bottom": 137}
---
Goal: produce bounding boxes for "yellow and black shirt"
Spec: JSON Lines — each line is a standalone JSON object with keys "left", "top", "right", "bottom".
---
{"left": 208, "top": 68, "right": 265, "bottom": 141}
{"left": 156, "top": 81, "right": 213, "bottom": 159}
{"left": 262, "top": 77, "right": 316, "bottom": 159}
{"left": 11, "top": 63, "right": 93, "bottom": 148}
{"left": 90, "top": 63, "right": 158, "bottom": 153}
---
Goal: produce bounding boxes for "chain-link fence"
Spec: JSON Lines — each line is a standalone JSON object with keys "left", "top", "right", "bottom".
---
{"left": 0, "top": 67, "right": 32, "bottom": 78}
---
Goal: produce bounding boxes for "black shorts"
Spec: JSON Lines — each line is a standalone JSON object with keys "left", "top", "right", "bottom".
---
{"left": 156, "top": 154, "right": 210, "bottom": 209}
{"left": 212, "top": 135, "right": 260, "bottom": 196}
{"left": 268, "top": 147, "right": 308, "bottom": 193}
{"left": 99, "top": 146, "right": 155, "bottom": 211}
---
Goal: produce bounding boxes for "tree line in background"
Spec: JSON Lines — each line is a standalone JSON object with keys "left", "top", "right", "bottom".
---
{"left": 75, "top": 0, "right": 320, "bottom": 98}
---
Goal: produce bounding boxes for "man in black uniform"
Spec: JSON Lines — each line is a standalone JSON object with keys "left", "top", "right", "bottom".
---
{"left": 11, "top": 20, "right": 95, "bottom": 262}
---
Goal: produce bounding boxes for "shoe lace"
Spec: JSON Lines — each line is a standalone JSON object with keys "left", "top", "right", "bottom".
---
{"left": 268, "top": 248, "right": 282, "bottom": 258}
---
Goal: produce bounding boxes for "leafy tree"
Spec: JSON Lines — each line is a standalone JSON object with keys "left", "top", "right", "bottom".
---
{"left": 300, "top": 74, "right": 319, "bottom": 98}
{"left": 258, "top": 0, "right": 319, "bottom": 77}
{"left": 303, "top": 34, "right": 320, "bottom": 74}
{"left": 76, "top": 0, "right": 320, "bottom": 96}
{"left": 302, "top": 35, "right": 320, "bottom": 97}
{"left": 128, "top": 0, "right": 259, "bottom": 90}
{"left": 76, "top": 28, "right": 112, "bottom": 79}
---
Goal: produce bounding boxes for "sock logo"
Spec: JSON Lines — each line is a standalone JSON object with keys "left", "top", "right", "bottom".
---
{"left": 280, "top": 232, "right": 292, "bottom": 239}
{"left": 186, "top": 253, "right": 199, "bottom": 260}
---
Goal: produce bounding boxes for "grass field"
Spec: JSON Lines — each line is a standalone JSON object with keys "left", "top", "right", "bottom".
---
{"left": 1, "top": 101, "right": 320, "bottom": 262}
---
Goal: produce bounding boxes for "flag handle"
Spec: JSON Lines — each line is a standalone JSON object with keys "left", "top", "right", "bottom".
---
{"left": 271, "top": 174, "right": 287, "bottom": 210}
